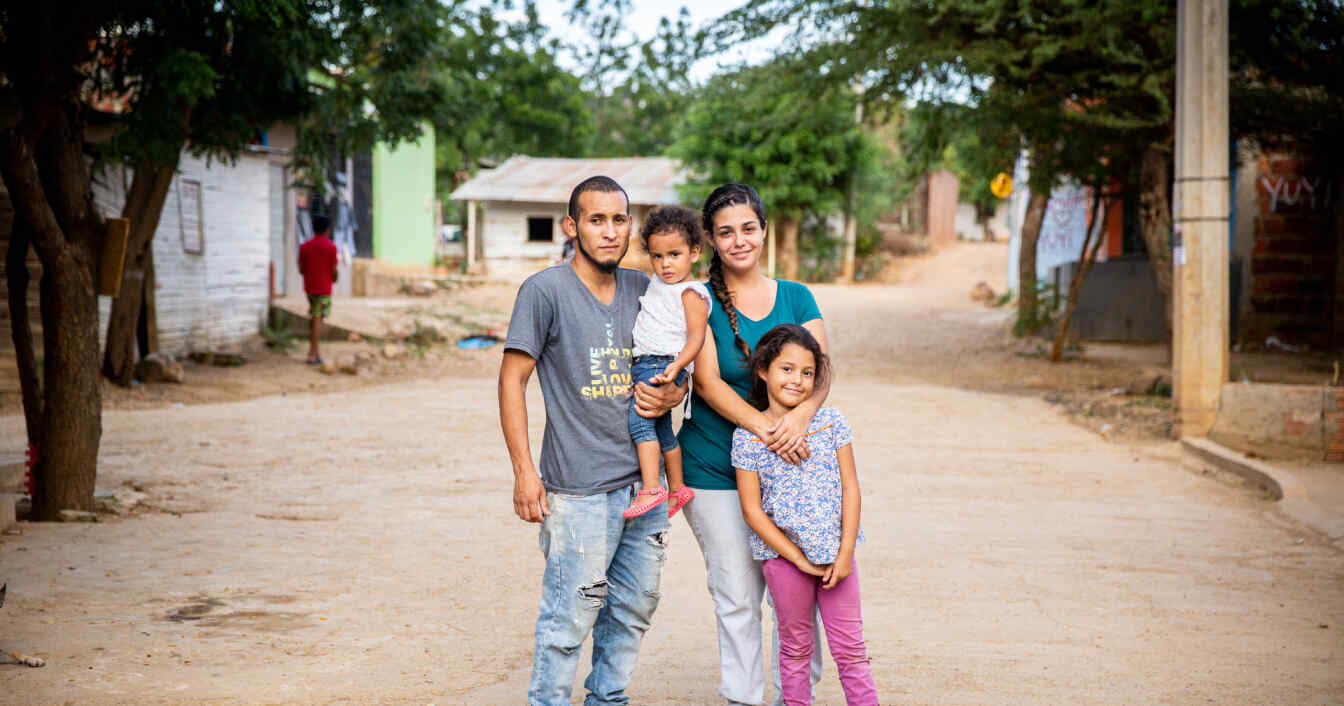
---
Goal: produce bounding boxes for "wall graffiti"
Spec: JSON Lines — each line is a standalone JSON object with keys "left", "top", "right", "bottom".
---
{"left": 1258, "top": 175, "right": 1335, "bottom": 213}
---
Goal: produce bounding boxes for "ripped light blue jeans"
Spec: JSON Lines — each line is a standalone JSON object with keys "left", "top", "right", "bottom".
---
{"left": 530, "top": 483, "right": 670, "bottom": 706}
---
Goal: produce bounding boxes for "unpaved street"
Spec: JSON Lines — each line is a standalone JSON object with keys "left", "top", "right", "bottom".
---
{"left": 2, "top": 244, "right": 1341, "bottom": 704}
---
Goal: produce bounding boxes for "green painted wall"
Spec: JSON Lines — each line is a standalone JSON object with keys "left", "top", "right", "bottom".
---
{"left": 372, "top": 125, "right": 436, "bottom": 266}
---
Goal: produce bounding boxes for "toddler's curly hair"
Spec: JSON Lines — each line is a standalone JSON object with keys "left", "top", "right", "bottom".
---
{"left": 639, "top": 205, "right": 703, "bottom": 252}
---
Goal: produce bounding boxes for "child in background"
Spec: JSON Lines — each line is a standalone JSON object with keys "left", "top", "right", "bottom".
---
{"left": 622, "top": 206, "right": 711, "bottom": 519}
{"left": 731, "top": 323, "right": 878, "bottom": 706}
{"left": 298, "top": 213, "right": 338, "bottom": 365}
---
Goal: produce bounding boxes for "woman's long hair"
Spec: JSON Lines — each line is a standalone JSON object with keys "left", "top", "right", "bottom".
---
{"left": 702, "top": 184, "right": 768, "bottom": 361}
{"left": 747, "top": 323, "right": 828, "bottom": 411}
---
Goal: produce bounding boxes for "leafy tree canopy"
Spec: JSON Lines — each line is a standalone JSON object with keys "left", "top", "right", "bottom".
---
{"left": 670, "top": 54, "right": 872, "bottom": 217}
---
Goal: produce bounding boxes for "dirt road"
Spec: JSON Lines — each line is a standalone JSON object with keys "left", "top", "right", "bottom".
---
{"left": 2, "top": 243, "right": 1340, "bottom": 704}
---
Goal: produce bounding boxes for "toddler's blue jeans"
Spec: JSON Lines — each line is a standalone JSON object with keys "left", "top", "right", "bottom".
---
{"left": 627, "top": 354, "right": 687, "bottom": 452}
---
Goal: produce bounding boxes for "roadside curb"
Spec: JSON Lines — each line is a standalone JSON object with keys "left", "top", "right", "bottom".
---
{"left": 1181, "top": 437, "right": 1344, "bottom": 542}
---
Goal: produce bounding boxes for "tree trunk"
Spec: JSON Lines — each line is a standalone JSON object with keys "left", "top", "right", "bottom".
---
{"left": 103, "top": 158, "right": 177, "bottom": 385}
{"left": 777, "top": 214, "right": 799, "bottom": 281}
{"left": 1138, "top": 143, "right": 1174, "bottom": 328}
{"left": 5, "top": 218, "right": 42, "bottom": 447}
{"left": 1016, "top": 191, "right": 1049, "bottom": 333}
{"left": 1051, "top": 189, "right": 1110, "bottom": 361}
{"left": 0, "top": 105, "right": 104, "bottom": 519}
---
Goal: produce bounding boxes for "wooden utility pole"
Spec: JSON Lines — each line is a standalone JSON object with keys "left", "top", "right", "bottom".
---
{"left": 1173, "top": 0, "right": 1230, "bottom": 436}
{"left": 465, "top": 199, "right": 478, "bottom": 270}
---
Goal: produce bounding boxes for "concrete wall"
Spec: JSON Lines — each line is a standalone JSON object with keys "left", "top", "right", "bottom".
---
{"left": 92, "top": 151, "right": 271, "bottom": 356}
{"left": 927, "top": 169, "right": 960, "bottom": 248}
{"left": 1058, "top": 256, "right": 1167, "bottom": 341}
{"left": 1211, "top": 382, "right": 1327, "bottom": 460}
{"left": 478, "top": 201, "right": 655, "bottom": 279}
{"left": 954, "top": 201, "right": 1010, "bottom": 242}
{"left": 373, "top": 127, "right": 436, "bottom": 267}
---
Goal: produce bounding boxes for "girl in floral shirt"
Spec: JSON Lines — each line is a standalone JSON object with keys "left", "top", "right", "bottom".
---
{"left": 731, "top": 324, "right": 878, "bottom": 706}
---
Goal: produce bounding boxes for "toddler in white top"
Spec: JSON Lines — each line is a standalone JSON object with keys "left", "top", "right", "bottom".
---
{"left": 623, "top": 206, "right": 711, "bottom": 519}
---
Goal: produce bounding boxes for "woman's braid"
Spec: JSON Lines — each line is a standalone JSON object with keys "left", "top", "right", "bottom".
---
{"left": 708, "top": 252, "right": 750, "bottom": 361}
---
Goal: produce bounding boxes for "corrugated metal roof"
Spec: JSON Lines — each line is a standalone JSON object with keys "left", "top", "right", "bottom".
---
{"left": 450, "top": 155, "right": 685, "bottom": 206}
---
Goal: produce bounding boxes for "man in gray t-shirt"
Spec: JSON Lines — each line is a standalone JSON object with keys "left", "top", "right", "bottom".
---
{"left": 498, "top": 176, "right": 686, "bottom": 706}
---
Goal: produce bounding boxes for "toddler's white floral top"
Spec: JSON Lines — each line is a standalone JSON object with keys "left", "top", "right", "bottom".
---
{"left": 731, "top": 406, "right": 862, "bottom": 565}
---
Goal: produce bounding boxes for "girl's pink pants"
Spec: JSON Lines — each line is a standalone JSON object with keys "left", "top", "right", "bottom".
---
{"left": 762, "top": 557, "right": 880, "bottom": 705}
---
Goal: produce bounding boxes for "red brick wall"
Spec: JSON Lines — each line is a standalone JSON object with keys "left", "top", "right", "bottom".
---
{"left": 1243, "top": 153, "right": 1339, "bottom": 349}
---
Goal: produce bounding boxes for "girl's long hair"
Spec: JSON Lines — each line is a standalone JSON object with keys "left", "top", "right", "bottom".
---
{"left": 747, "top": 324, "right": 828, "bottom": 411}
{"left": 702, "top": 184, "right": 767, "bottom": 362}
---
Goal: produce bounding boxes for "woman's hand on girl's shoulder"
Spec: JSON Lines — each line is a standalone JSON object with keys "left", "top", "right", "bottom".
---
{"left": 766, "top": 406, "right": 816, "bottom": 464}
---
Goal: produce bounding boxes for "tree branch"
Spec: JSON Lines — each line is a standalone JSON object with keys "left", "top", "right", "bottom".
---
{"left": 0, "top": 130, "right": 68, "bottom": 257}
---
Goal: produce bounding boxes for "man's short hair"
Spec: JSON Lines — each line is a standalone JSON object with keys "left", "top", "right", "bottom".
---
{"left": 567, "top": 176, "right": 629, "bottom": 220}
{"left": 311, "top": 213, "right": 331, "bottom": 235}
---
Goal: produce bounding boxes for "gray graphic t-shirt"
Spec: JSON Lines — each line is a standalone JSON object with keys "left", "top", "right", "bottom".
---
{"left": 505, "top": 264, "right": 650, "bottom": 495}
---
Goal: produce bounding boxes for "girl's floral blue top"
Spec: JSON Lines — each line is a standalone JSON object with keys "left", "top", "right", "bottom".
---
{"left": 731, "top": 406, "right": 862, "bottom": 565}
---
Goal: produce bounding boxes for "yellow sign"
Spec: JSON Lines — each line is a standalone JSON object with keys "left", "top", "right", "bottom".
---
{"left": 990, "top": 172, "right": 1013, "bottom": 199}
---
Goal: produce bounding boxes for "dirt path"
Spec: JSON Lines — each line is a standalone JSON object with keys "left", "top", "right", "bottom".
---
{"left": 2, "top": 243, "right": 1341, "bottom": 704}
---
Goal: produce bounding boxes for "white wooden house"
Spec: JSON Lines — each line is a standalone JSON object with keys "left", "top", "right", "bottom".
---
{"left": 93, "top": 146, "right": 281, "bottom": 356}
{"left": 449, "top": 156, "right": 685, "bottom": 277}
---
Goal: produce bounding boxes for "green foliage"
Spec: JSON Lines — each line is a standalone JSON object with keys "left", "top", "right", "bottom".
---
{"left": 554, "top": 2, "right": 702, "bottom": 158}
{"left": 670, "top": 55, "right": 869, "bottom": 219}
{"left": 1013, "top": 281, "right": 1059, "bottom": 337}
{"left": 434, "top": 2, "right": 595, "bottom": 199}
{"left": 91, "top": 2, "right": 321, "bottom": 169}
{"left": 259, "top": 316, "right": 297, "bottom": 353}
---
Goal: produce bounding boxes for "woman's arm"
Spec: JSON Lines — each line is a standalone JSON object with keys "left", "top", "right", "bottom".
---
{"left": 691, "top": 329, "right": 773, "bottom": 440}
{"left": 737, "top": 469, "right": 825, "bottom": 577}
{"left": 763, "top": 318, "right": 831, "bottom": 459}
{"left": 822, "top": 443, "right": 860, "bottom": 589}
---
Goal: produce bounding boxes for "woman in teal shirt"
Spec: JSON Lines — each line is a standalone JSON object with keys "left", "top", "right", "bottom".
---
{"left": 678, "top": 184, "right": 831, "bottom": 705}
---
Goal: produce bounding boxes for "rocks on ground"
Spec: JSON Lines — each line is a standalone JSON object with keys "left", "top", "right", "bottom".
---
{"left": 970, "top": 281, "right": 997, "bottom": 304}
{"left": 134, "top": 353, "right": 185, "bottom": 383}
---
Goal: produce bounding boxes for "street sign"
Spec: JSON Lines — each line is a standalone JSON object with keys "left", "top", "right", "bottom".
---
{"left": 991, "top": 172, "right": 1013, "bottom": 198}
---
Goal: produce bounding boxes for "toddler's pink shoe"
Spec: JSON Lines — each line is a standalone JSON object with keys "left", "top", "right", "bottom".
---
{"left": 667, "top": 486, "right": 695, "bottom": 518}
{"left": 623, "top": 487, "right": 668, "bottom": 518}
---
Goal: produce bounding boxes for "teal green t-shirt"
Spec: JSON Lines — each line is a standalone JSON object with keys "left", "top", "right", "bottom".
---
{"left": 678, "top": 279, "right": 823, "bottom": 490}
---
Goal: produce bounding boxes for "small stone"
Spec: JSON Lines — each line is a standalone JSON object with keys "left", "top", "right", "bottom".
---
{"left": 319, "top": 360, "right": 338, "bottom": 375}
{"left": 57, "top": 509, "right": 99, "bottom": 523}
{"left": 410, "top": 280, "right": 438, "bottom": 297}
{"left": 93, "top": 495, "right": 124, "bottom": 516}
{"left": 135, "top": 353, "right": 185, "bottom": 384}
{"left": 337, "top": 355, "right": 359, "bottom": 375}
{"left": 382, "top": 343, "right": 407, "bottom": 359}
{"left": 970, "top": 281, "right": 996, "bottom": 303}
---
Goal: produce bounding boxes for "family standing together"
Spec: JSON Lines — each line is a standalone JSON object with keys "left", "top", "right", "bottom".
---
{"left": 498, "top": 177, "right": 879, "bottom": 705}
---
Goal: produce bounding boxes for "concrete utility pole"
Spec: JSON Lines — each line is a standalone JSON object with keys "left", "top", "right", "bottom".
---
{"left": 840, "top": 83, "right": 864, "bottom": 283}
{"left": 1173, "top": 0, "right": 1230, "bottom": 437}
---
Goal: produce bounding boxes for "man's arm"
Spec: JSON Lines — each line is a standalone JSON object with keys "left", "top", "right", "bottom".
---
{"left": 499, "top": 349, "right": 547, "bottom": 522}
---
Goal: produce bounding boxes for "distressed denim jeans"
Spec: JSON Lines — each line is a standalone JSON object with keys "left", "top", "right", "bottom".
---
{"left": 529, "top": 483, "right": 670, "bottom": 706}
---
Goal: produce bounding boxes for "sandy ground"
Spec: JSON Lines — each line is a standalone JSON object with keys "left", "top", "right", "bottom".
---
{"left": 2, "top": 242, "right": 1341, "bottom": 704}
